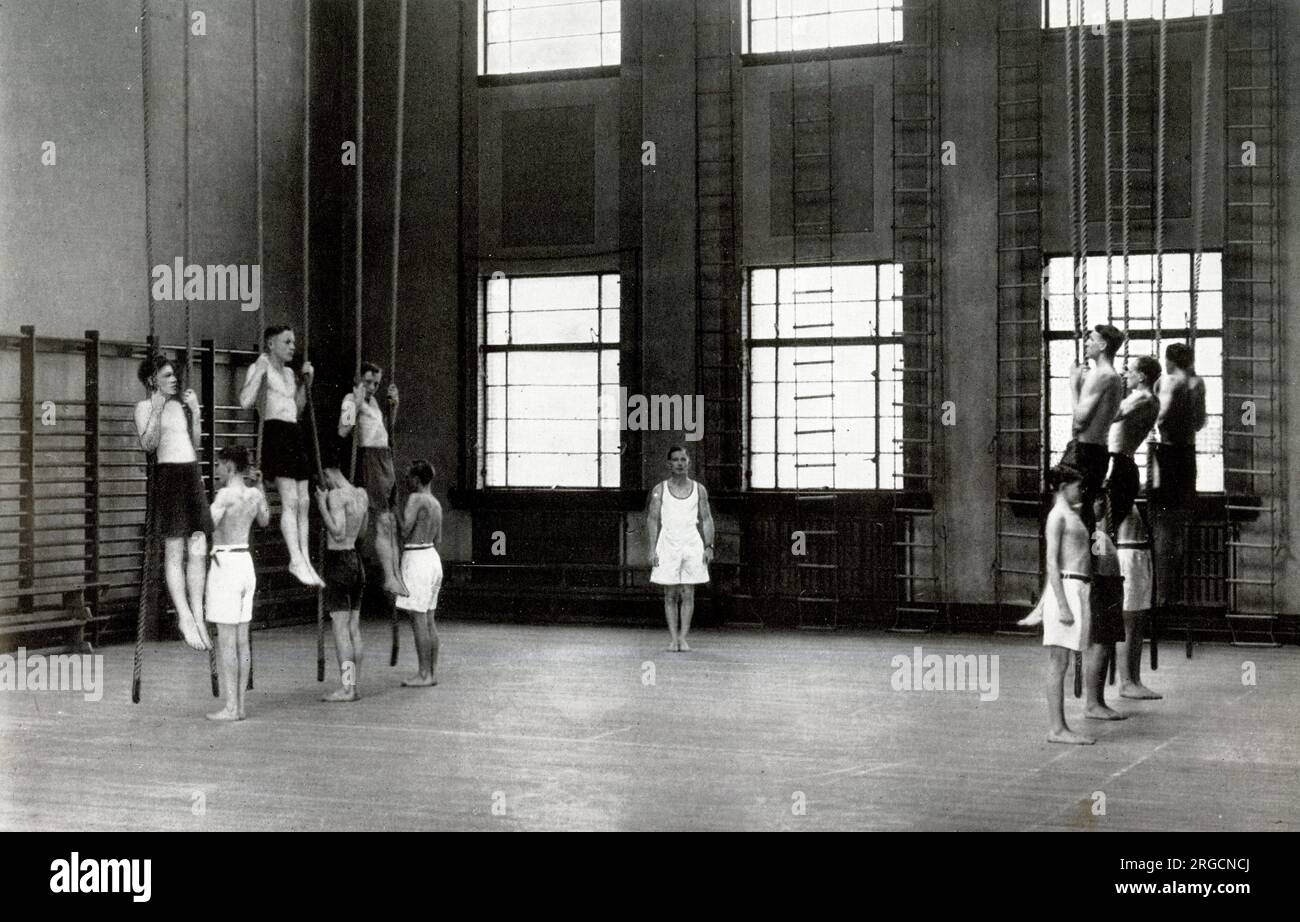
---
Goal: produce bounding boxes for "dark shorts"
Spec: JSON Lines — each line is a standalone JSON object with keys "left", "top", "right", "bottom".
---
{"left": 261, "top": 419, "right": 313, "bottom": 483}
{"left": 1105, "top": 453, "right": 1140, "bottom": 536}
{"left": 323, "top": 548, "right": 365, "bottom": 612}
{"left": 358, "top": 447, "right": 396, "bottom": 511}
{"left": 1064, "top": 439, "right": 1109, "bottom": 532}
{"left": 154, "top": 461, "right": 214, "bottom": 540}
{"left": 1148, "top": 443, "right": 1197, "bottom": 511}
{"left": 1089, "top": 572, "right": 1127, "bottom": 645}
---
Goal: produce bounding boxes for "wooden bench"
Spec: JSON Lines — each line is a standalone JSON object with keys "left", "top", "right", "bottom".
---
{"left": 0, "top": 581, "right": 110, "bottom": 654}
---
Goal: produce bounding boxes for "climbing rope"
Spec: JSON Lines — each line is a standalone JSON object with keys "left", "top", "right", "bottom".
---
{"left": 1154, "top": 0, "right": 1167, "bottom": 353}
{"left": 1190, "top": 6, "right": 1214, "bottom": 344}
{"left": 387, "top": 0, "right": 408, "bottom": 667}
{"left": 1064, "top": 0, "right": 1083, "bottom": 358}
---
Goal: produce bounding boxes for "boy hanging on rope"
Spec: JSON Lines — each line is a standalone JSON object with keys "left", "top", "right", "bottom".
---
{"left": 240, "top": 325, "right": 323, "bottom": 588}
{"left": 316, "top": 465, "right": 369, "bottom": 702}
{"left": 337, "top": 361, "right": 407, "bottom": 596}
{"left": 1108, "top": 356, "right": 1163, "bottom": 701}
{"left": 205, "top": 445, "right": 269, "bottom": 721}
{"left": 134, "top": 353, "right": 213, "bottom": 651}
{"left": 395, "top": 460, "right": 443, "bottom": 688}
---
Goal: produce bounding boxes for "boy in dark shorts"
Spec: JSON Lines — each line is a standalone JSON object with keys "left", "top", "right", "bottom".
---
{"left": 315, "top": 466, "right": 369, "bottom": 702}
{"left": 240, "top": 325, "right": 322, "bottom": 587}
{"left": 134, "top": 353, "right": 213, "bottom": 651}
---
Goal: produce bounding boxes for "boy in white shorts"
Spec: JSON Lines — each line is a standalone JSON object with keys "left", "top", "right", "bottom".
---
{"left": 205, "top": 446, "right": 269, "bottom": 721}
{"left": 1039, "top": 463, "right": 1094, "bottom": 745}
{"left": 395, "top": 460, "right": 444, "bottom": 687}
{"left": 646, "top": 446, "right": 715, "bottom": 652}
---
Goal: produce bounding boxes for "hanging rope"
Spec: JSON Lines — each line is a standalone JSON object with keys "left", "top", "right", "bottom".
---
{"left": 1154, "top": 0, "right": 1168, "bottom": 353}
{"left": 1120, "top": 1, "right": 1131, "bottom": 363}
{"left": 349, "top": 0, "right": 366, "bottom": 484}
{"left": 1064, "top": 0, "right": 1083, "bottom": 359}
{"left": 1076, "top": 2, "right": 1089, "bottom": 343}
{"left": 1101, "top": 1, "right": 1115, "bottom": 332}
{"left": 246, "top": 0, "right": 265, "bottom": 693}
{"left": 387, "top": 0, "right": 408, "bottom": 668}
{"left": 1189, "top": 6, "right": 1214, "bottom": 344}
{"left": 132, "top": 0, "right": 156, "bottom": 704}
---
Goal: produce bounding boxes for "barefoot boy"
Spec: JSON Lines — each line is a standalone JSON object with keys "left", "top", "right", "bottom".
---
{"left": 205, "top": 446, "right": 269, "bottom": 721}
{"left": 1041, "top": 464, "right": 1095, "bottom": 745}
{"left": 315, "top": 467, "right": 369, "bottom": 702}
{"left": 395, "top": 460, "right": 443, "bottom": 687}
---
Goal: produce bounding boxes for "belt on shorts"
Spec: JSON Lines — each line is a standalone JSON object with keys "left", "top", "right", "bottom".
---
{"left": 1061, "top": 572, "right": 1091, "bottom": 583}
{"left": 404, "top": 543, "right": 435, "bottom": 550}
{"left": 209, "top": 545, "right": 250, "bottom": 567}
{"left": 1117, "top": 542, "right": 1152, "bottom": 550}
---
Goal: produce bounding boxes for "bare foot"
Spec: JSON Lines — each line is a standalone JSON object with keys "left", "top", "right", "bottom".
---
{"left": 307, "top": 564, "right": 326, "bottom": 588}
{"left": 678, "top": 638, "right": 691, "bottom": 652}
{"left": 237, "top": 709, "right": 247, "bottom": 720}
{"left": 1017, "top": 598, "right": 1044, "bottom": 627}
{"left": 384, "top": 574, "right": 410, "bottom": 598}
{"left": 176, "top": 611, "right": 211, "bottom": 651}
{"left": 1047, "top": 729, "right": 1095, "bottom": 745}
{"left": 289, "top": 560, "right": 318, "bottom": 587}
{"left": 322, "top": 688, "right": 358, "bottom": 702}
{"left": 667, "top": 639, "right": 679, "bottom": 652}
{"left": 206, "top": 708, "right": 242, "bottom": 721}
{"left": 401, "top": 674, "right": 437, "bottom": 687}
{"left": 1120, "top": 683, "right": 1163, "bottom": 700}
{"left": 1084, "top": 705, "right": 1128, "bottom": 721}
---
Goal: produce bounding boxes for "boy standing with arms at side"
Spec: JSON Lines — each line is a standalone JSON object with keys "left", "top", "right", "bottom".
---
{"left": 205, "top": 446, "right": 269, "bottom": 721}
{"left": 1040, "top": 464, "right": 1095, "bottom": 746}
{"left": 395, "top": 461, "right": 444, "bottom": 687}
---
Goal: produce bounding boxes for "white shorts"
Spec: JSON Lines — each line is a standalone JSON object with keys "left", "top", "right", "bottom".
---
{"left": 1119, "top": 546, "right": 1153, "bottom": 613}
{"left": 395, "top": 545, "right": 442, "bottom": 613}
{"left": 650, "top": 542, "right": 710, "bottom": 586}
{"left": 205, "top": 546, "right": 256, "bottom": 625}
{"left": 1041, "top": 578, "right": 1091, "bottom": 653}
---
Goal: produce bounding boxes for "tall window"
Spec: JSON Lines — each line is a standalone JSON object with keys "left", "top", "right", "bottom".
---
{"left": 1044, "top": 253, "right": 1223, "bottom": 492}
{"left": 1042, "top": 0, "right": 1221, "bottom": 29}
{"left": 742, "top": 0, "right": 903, "bottom": 54}
{"left": 747, "top": 264, "right": 903, "bottom": 490}
{"left": 482, "top": 273, "right": 620, "bottom": 488}
{"left": 479, "top": 0, "right": 620, "bottom": 75}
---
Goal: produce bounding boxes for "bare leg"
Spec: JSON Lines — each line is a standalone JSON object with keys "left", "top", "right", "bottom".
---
{"left": 678, "top": 585, "right": 695, "bottom": 651}
{"left": 164, "top": 537, "right": 208, "bottom": 650}
{"left": 1046, "top": 647, "right": 1093, "bottom": 744}
{"left": 402, "top": 606, "right": 438, "bottom": 686}
{"left": 348, "top": 610, "right": 363, "bottom": 695}
{"left": 375, "top": 512, "right": 408, "bottom": 597}
{"left": 662, "top": 587, "right": 680, "bottom": 651}
{"left": 323, "top": 610, "right": 358, "bottom": 701}
{"left": 1084, "top": 642, "right": 1125, "bottom": 719}
{"left": 1118, "top": 610, "right": 1162, "bottom": 699}
{"left": 295, "top": 481, "right": 323, "bottom": 585}
{"left": 236, "top": 623, "right": 251, "bottom": 717}
{"left": 206, "top": 624, "right": 241, "bottom": 720}
{"left": 186, "top": 532, "right": 211, "bottom": 649}
{"left": 277, "top": 477, "right": 317, "bottom": 586}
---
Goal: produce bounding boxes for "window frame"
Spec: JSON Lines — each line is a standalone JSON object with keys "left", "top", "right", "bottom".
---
{"left": 1039, "top": 0, "right": 1223, "bottom": 30}
{"left": 744, "top": 262, "right": 907, "bottom": 492}
{"left": 478, "top": 0, "right": 621, "bottom": 80}
{"left": 740, "top": 0, "right": 904, "bottom": 58}
{"left": 478, "top": 270, "right": 621, "bottom": 490}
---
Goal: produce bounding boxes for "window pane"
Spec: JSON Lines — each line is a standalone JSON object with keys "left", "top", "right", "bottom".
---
{"left": 482, "top": 0, "right": 619, "bottom": 75}
{"left": 747, "top": 0, "right": 902, "bottom": 53}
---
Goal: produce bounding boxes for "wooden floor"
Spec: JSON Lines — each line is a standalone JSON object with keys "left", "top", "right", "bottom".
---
{"left": 1, "top": 621, "right": 1297, "bottom": 831}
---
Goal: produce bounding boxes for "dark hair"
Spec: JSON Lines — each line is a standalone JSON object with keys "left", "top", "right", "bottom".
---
{"left": 1095, "top": 324, "right": 1125, "bottom": 358}
{"left": 137, "top": 353, "right": 173, "bottom": 390}
{"left": 666, "top": 445, "right": 687, "bottom": 460}
{"left": 1135, "top": 355, "right": 1161, "bottom": 387}
{"left": 1165, "top": 342, "right": 1194, "bottom": 371}
{"left": 1047, "top": 463, "right": 1083, "bottom": 491}
{"left": 408, "top": 460, "right": 434, "bottom": 486}
{"left": 359, "top": 362, "right": 382, "bottom": 378}
{"left": 217, "top": 445, "right": 250, "bottom": 472}
{"left": 263, "top": 325, "right": 292, "bottom": 348}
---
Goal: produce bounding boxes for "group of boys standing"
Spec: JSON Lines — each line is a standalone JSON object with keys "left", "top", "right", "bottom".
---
{"left": 133, "top": 326, "right": 444, "bottom": 720}
{"left": 1028, "top": 324, "right": 1206, "bottom": 745}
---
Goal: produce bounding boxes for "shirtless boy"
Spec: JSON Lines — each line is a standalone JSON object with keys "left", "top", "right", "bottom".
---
{"left": 134, "top": 354, "right": 213, "bottom": 651}
{"left": 315, "top": 466, "right": 369, "bottom": 702}
{"left": 1040, "top": 464, "right": 1095, "bottom": 745}
{"left": 205, "top": 446, "right": 270, "bottom": 721}
{"left": 240, "top": 325, "right": 321, "bottom": 587}
{"left": 394, "top": 461, "right": 444, "bottom": 687}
